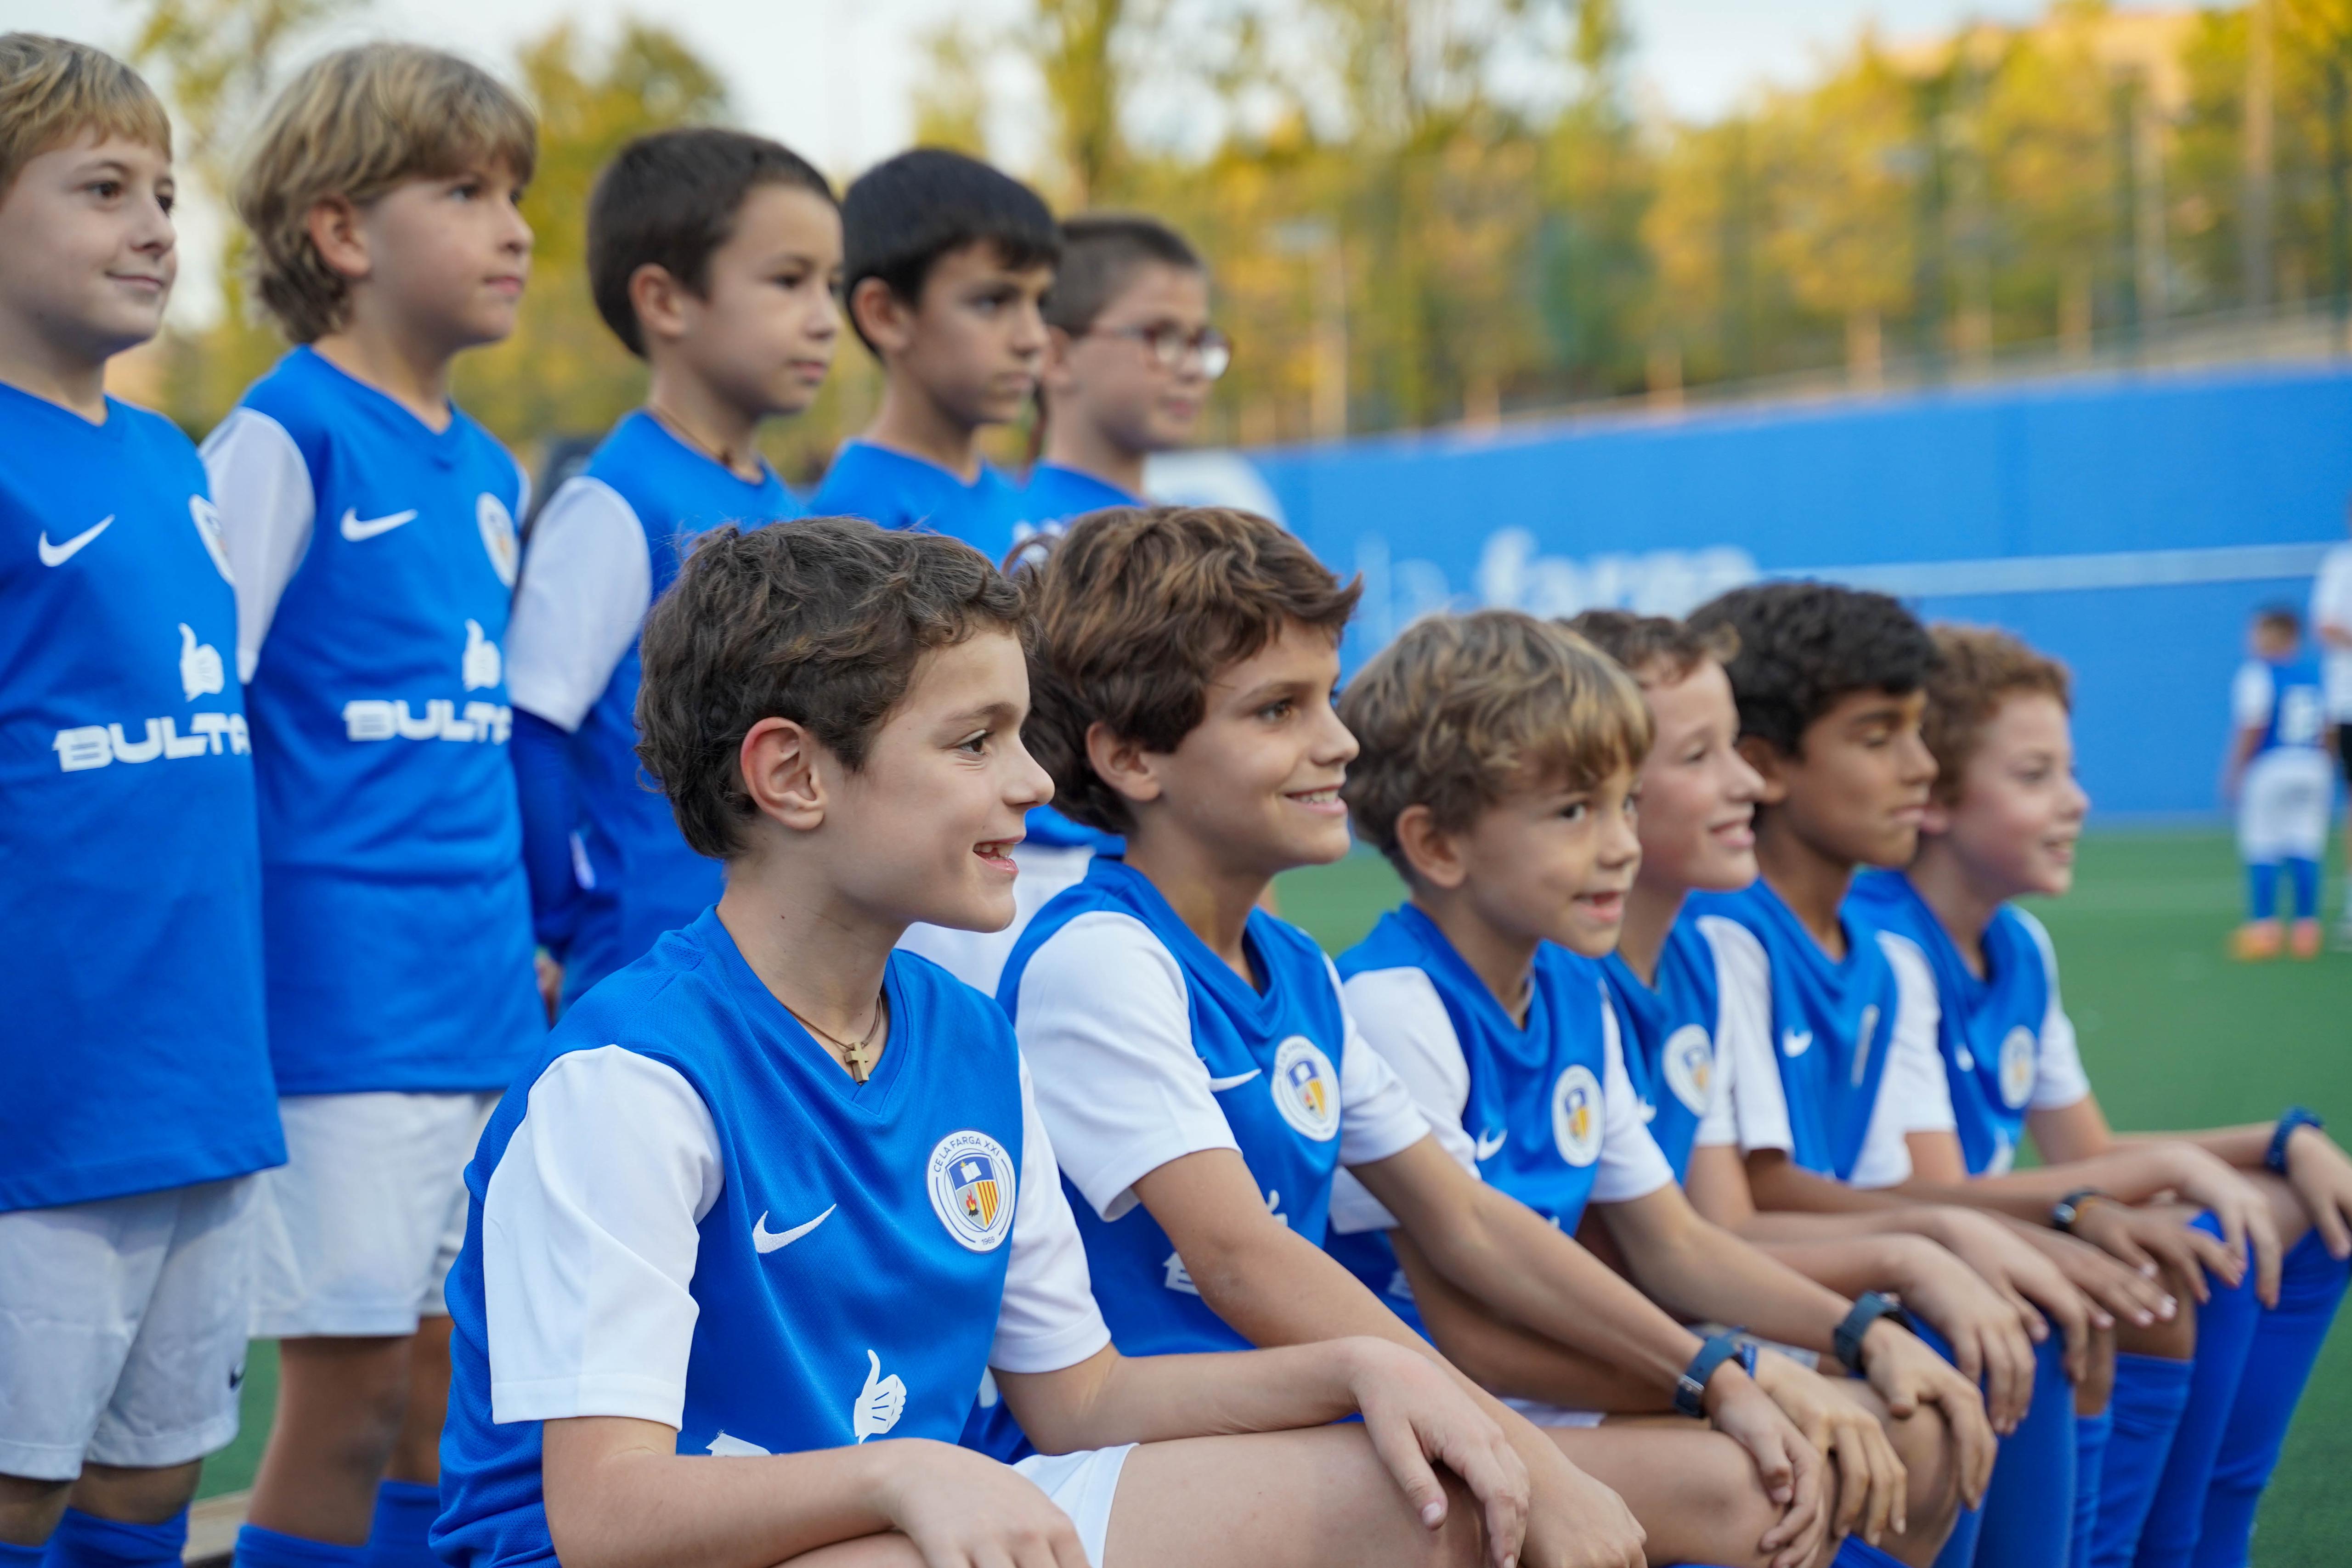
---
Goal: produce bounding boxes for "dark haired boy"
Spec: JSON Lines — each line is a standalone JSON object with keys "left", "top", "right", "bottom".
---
{"left": 505, "top": 127, "right": 840, "bottom": 1010}
{"left": 1027, "top": 214, "right": 1225, "bottom": 524}
{"left": 810, "top": 147, "right": 1056, "bottom": 564}
{"left": 432, "top": 515, "right": 1544, "bottom": 1568}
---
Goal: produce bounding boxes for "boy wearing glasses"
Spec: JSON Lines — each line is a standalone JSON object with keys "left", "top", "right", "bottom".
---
{"left": 1028, "top": 214, "right": 1227, "bottom": 525}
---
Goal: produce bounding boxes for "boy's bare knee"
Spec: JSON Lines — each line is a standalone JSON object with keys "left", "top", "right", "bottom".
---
{"left": 1420, "top": 1469, "right": 1492, "bottom": 1568}
{"left": 70, "top": 1461, "right": 205, "bottom": 1526}
{"left": 1884, "top": 1412, "right": 1962, "bottom": 1565}
{"left": 0, "top": 1473, "right": 74, "bottom": 1547}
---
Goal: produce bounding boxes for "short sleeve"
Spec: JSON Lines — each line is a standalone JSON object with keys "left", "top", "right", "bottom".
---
{"left": 1847, "top": 933, "right": 1948, "bottom": 1189}
{"left": 1329, "top": 958, "right": 1437, "bottom": 1169}
{"left": 1011, "top": 911, "right": 1239, "bottom": 1223}
{"left": 1692, "top": 988, "right": 1741, "bottom": 1148}
{"left": 1697, "top": 916, "right": 1790, "bottom": 1155}
{"left": 481, "top": 1047, "right": 724, "bottom": 1427}
{"left": 2013, "top": 910, "right": 2091, "bottom": 1111}
{"left": 505, "top": 477, "right": 656, "bottom": 732}
{"left": 989, "top": 1056, "right": 1114, "bottom": 1373}
{"left": 2233, "top": 662, "right": 2275, "bottom": 729}
{"left": 199, "top": 408, "right": 315, "bottom": 682}
{"left": 1593, "top": 1001, "right": 1674, "bottom": 1203}
{"left": 1329, "top": 966, "right": 1473, "bottom": 1236}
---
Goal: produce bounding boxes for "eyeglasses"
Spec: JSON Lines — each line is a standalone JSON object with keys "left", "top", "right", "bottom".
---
{"left": 1087, "top": 321, "right": 1233, "bottom": 380}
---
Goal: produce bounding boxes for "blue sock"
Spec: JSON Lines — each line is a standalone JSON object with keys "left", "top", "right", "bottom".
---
{"left": 1975, "top": 1334, "right": 2077, "bottom": 1568}
{"left": 2073, "top": 1404, "right": 2114, "bottom": 1568}
{"left": 361, "top": 1482, "right": 440, "bottom": 1568}
{"left": 4, "top": 1541, "right": 49, "bottom": 1568}
{"left": 2088, "top": 1352, "right": 2192, "bottom": 1567}
{"left": 2245, "top": 863, "right": 2279, "bottom": 921}
{"left": 41, "top": 1510, "right": 187, "bottom": 1568}
{"left": 2190, "top": 1230, "right": 2352, "bottom": 1568}
{"left": 1833, "top": 1538, "right": 1911, "bottom": 1568}
{"left": 2132, "top": 1219, "right": 2263, "bottom": 1568}
{"left": 1907, "top": 1316, "right": 1986, "bottom": 1568}
{"left": 2285, "top": 858, "right": 2320, "bottom": 921}
{"left": 232, "top": 1524, "right": 367, "bottom": 1568}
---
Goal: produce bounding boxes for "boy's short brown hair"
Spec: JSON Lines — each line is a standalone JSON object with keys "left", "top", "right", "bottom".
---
{"left": 636, "top": 517, "right": 1026, "bottom": 859}
{"left": 1342, "top": 611, "right": 1653, "bottom": 874}
{"left": 1022, "top": 506, "right": 1361, "bottom": 835}
{"left": 1563, "top": 609, "right": 1738, "bottom": 688}
{"left": 234, "top": 43, "right": 536, "bottom": 343}
{"left": 1921, "top": 623, "right": 2072, "bottom": 804}
{"left": 0, "top": 34, "right": 170, "bottom": 202}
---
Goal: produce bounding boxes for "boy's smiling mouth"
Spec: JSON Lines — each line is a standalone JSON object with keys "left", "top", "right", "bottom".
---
{"left": 1284, "top": 785, "right": 1345, "bottom": 815}
{"left": 973, "top": 837, "right": 1022, "bottom": 872}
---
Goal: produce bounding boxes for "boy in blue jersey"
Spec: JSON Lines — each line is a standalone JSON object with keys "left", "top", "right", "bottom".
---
{"left": 1002, "top": 506, "right": 1908, "bottom": 1568}
{"left": 436, "top": 515, "right": 1547, "bottom": 1568}
{"left": 1029, "top": 214, "right": 1226, "bottom": 525}
{"left": 505, "top": 129, "right": 839, "bottom": 1010}
{"left": 1847, "top": 623, "right": 2352, "bottom": 1568}
{"left": 0, "top": 38, "right": 283, "bottom": 1568}
{"left": 1325, "top": 608, "right": 1999, "bottom": 1566}
{"left": 198, "top": 46, "right": 544, "bottom": 1568}
{"left": 2222, "top": 606, "right": 2334, "bottom": 961}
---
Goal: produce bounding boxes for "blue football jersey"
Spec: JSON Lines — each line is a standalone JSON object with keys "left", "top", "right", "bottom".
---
{"left": 810, "top": 439, "right": 1035, "bottom": 565}
{"left": 2243, "top": 654, "right": 2328, "bottom": 756}
{"left": 0, "top": 387, "right": 282, "bottom": 1212}
{"left": 1682, "top": 881, "right": 1902, "bottom": 1181}
{"left": 207, "top": 348, "right": 542, "bottom": 1093}
{"left": 999, "top": 857, "right": 1351, "bottom": 1357}
{"left": 546, "top": 412, "right": 805, "bottom": 1001}
{"left": 435, "top": 911, "right": 1027, "bottom": 1568}
{"left": 1601, "top": 920, "right": 1724, "bottom": 1184}
{"left": 1848, "top": 870, "right": 2056, "bottom": 1178}
{"left": 1023, "top": 461, "right": 1138, "bottom": 528}
{"left": 1328, "top": 907, "right": 1613, "bottom": 1332}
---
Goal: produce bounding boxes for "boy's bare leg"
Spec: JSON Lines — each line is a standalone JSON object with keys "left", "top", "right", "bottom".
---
{"left": 1548, "top": 1425, "right": 1831, "bottom": 1568}
{"left": 247, "top": 1335, "right": 414, "bottom": 1544}
{"left": 386, "top": 1318, "right": 453, "bottom": 1485}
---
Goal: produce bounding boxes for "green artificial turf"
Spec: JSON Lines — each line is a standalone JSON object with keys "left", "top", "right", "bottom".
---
{"left": 200, "top": 827, "right": 2349, "bottom": 1562}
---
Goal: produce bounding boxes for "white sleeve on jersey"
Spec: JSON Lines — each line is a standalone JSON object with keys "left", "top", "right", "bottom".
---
{"left": 1691, "top": 976, "right": 1743, "bottom": 1149}
{"left": 1010, "top": 910, "right": 1240, "bottom": 1223}
{"left": 1326, "top": 956, "right": 1443, "bottom": 1169}
{"left": 481, "top": 1045, "right": 723, "bottom": 1427}
{"left": 989, "top": 1055, "right": 1115, "bottom": 1373}
{"left": 1329, "top": 966, "right": 1474, "bottom": 1236}
{"left": 200, "top": 408, "right": 315, "bottom": 683}
{"left": 1696, "top": 915, "right": 1792, "bottom": 1156}
{"left": 2011, "top": 908, "right": 2092, "bottom": 1111}
{"left": 2232, "top": 661, "right": 2276, "bottom": 730}
{"left": 504, "top": 476, "right": 655, "bottom": 731}
{"left": 1593, "top": 1001, "right": 1676, "bottom": 1203}
{"left": 1848, "top": 933, "right": 1953, "bottom": 1190}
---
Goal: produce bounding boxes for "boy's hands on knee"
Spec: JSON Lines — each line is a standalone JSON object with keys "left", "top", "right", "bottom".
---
{"left": 1698, "top": 1368, "right": 1828, "bottom": 1568}
{"left": 2280, "top": 1124, "right": 2352, "bottom": 1259}
{"left": 1884, "top": 1241, "right": 2037, "bottom": 1434}
{"left": 1512, "top": 1431, "right": 1647, "bottom": 1568}
{"left": 2069, "top": 1200, "right": 2239, "bottom": 1304}
{"left": 876, "top": 1440, "right": 1090, "bottom": 1568}
{"left": 2144, "top": 1143, "right": 2284, "bottom": 1300}
{"left": 1845, "top": 1324, "right": 1993, "bottom": 1508}
{"left": 1339, "top": 1338, "right": 1529, "bottom": 1565}
{"left": 1923, "top": 1209, "right": 2107, "bottom": 1380}
{"left": 1749, "top": 1354, "right": 1905, "bottom": 1553}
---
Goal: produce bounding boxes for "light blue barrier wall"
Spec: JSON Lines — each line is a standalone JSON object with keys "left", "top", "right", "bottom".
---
{"left": 1204, "top": 364, "right": 2352, "bottom": 819}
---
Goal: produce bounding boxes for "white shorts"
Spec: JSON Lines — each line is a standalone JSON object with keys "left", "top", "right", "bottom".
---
{"left": 2239, "top": 749, "right": 2335, "bottom": 863}
{"left": 899, "top": 843, "right": 1099, "bottom": 996}
{"left": 1013, "top": 1443, "right": 1133, "bottom": 1568}
{"left": 252, "top": 1091, "right": 496, "bottom": 1338}
{"left": 1501, "top": 1397, "right": 1605, "bottom": 1428}
{"left": 0, "top": 1177, "right": 259, "bottom": 1481}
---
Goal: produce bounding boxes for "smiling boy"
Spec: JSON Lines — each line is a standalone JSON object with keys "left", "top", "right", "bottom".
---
{"left": 506, "top": 129, "right": 840, "bottom": 1010}
{"left": 0, "top": 38, "right": 282, "bottom": 1568}
{"left": 198, "top": 46, "right": 545, "bottom": 1568}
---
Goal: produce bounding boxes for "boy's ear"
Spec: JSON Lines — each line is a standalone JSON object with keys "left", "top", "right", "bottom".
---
{"left": 305, "top": 195, "right": 370, "bottom": 284}
{"left": 1734, "top": 735, "right": 1793, "bottom": 806}
{"left": 1084, "top": 720, "right": 1163, "bottom": 810}
{"left": 737, "top": 716, "right": 829, "bottom": 834}
{"left": 848, "top": 276, "right": 915, "bottom": 358}
{"left": 627, "top": 262, "right": 695, "bottom": 347}
{"left": 1391, "top": 803, "right": 1469, "bottom": 891}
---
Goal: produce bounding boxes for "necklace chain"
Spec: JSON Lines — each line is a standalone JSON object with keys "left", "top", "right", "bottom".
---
{"left": 781, "top": 993, "right": 886, "bottom": 1084}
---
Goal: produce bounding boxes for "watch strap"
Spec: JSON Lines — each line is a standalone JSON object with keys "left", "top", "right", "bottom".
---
{"left": 2268, "top": 1107, "right": 2325, "bottom": 1174}
{"left": 1833, "top": 1292, "right": 1905, "bottom": 1370}
{"left": 2052, "top": 1187, "right": 2109, "bottom": 1234}
{"left": 1675, "top": 1331, "right": 1747, "bottom": 1420}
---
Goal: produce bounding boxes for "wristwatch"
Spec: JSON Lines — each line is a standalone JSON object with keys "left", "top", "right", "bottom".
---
{"left": 1833, "top": 1292, "right": 1908, "bottom": 1370}
{"left": 2267, "top": 1107, "right": 2326, "bottom": 1175}
{"left": 1675, "top": 1331, "right": 1748, "bottom": 1420}
{"left": 2052, "top": 1188, "right": 2109, "bottom": 1235}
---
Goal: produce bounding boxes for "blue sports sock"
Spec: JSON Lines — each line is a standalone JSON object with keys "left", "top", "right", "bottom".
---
{"left": 1974, "top": 1334, "right": 2076, "bottom": 1568}
{"left": 1833, "top": 1537, "right": 1911, "bottom": 1568}
{"left": 2132, "top": 1215, "right": 2262, "bottom": 1568}
{"left": 2072, "top": 1404, "right": 2113, "bottom": 1568}
{"left": 2189, "top": 1231, "right": 2352, "bottom": 1568}
{"left": 232, "top": 1524, "right": 367, "bottom": 1568}
{"left": 2245, "top": 863, "right": 2279, "bottom": 921}
{"left": 41, "top": 1509, "right": 187, "bottom": 1568}
{"left": 4, "top": 1540, "right": 49, "bottom": 1568}
{"left": 361, "top": 1482, "right": 440, "bottom": 1568}
{"left": 2285, "top": 858, "right": 2320, "bottom": 922}
{"left": 2089, "top": 1352, "right": 2192, "bottom": 1568}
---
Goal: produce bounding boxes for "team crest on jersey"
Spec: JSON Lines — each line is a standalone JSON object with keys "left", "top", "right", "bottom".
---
{"left": 1997, "top": 1026, "right": 2037, "bottom": 1110}
{"left": 477, "top": 492, "right": 518, "bottom": 587}
{"left": 190, "top": 496, "right": 232, "bottom": 582}
{"left": 1551, "top": 1064, "right": 1604, "bottom": 1167}
{"left": 1662, "top": 1026, "right": 1713, "bottom": 1115}
{"left": 1271, "top": 1036, "right": 1341, "bottom": 1142}
{"left": 926, "top": 1130, "right": 1016, "bottom": 1252}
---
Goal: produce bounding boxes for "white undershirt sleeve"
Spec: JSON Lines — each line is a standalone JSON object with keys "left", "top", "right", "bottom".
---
{"left": 2232, "top": 661, "right": 2276, "bottom": 730}
{"left": 505, "top": 477, "right": 657, "bottom": 732}
{"left": 1699, "top": 916, "right": 1791, "bottom": 1155}
{"left": 1329, "top": 966, "right": 1472, "bottom": 1235}
{"left": 1594, "top": 1000, "right": 1675, "bottom": 1203}
{"left": 1848, "top": 933, "right": 1951, "bottom": 1189}
{"left": 1012, "top": 911, "right": 1240, "bottom": 1223}
{"left": 199, "top": 409, "right": 316, "bottom": 683}
{"left": 1329, "top": 958, "right": 1446, "bottom": 1169}
{"left": 2013, "top": 909, "right": 2092, "bottom": 1110}
{"left": 481, "top": 1046, "right": 723, "bottom": 1427}
{"left": 1692, "top": 978, "right": 1742, "bottom": 1148}
{"left": 989, "top": 1056, "right": 1114, "bottom": 1374}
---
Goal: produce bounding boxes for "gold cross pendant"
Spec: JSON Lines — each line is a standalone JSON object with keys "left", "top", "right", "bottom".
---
{"left": 842, "top": 1038, "right": 876, "bottom": 1084}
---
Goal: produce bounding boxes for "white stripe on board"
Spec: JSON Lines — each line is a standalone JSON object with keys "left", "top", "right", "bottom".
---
{"left": 1787, "top": 541, "right": 2335, "bottom": 598}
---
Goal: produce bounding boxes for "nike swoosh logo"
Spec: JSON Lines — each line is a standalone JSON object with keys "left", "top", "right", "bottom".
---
{"left": 1473, "top": 1128, "right": 1507, "bottom": 1160}
{"left": 1782, "top": 1029, "right": 1813, "bottom": 1059}
{"left": 752, "top": 1204, "right": 835, "bottom": 1253}
{"left": 38, "top": 516, "right": 112, "bottom": 565}
{"left": 1205, "top": 1068, "right": 1262, "bottom": 1091}
{"left": 340, "top": 507, "right": 418, "bottom": 541}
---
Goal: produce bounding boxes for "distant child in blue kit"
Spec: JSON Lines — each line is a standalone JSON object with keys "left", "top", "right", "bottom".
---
{"left": 0, "top": 37, "right": 282, "bottom": 1568}
{"left": 199, "top": 45, "right": 543, "bottom": 1568}
{"left": 2222, "top": 605, "right": 2334, "bottom": 962}
{"left": 505, "top": 129, "right": 839, "bottom": 1010}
